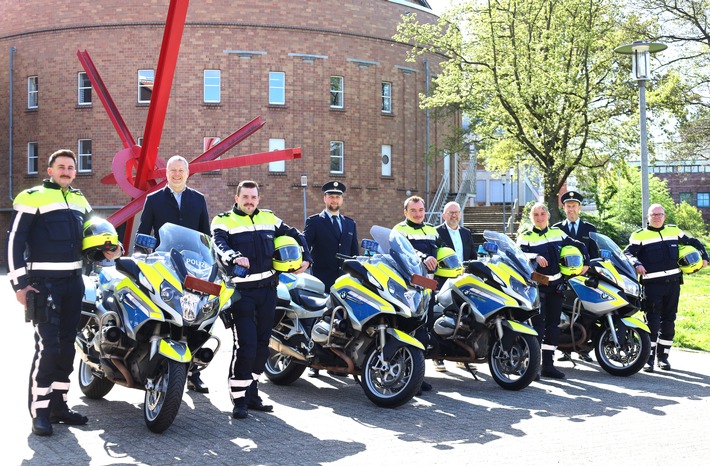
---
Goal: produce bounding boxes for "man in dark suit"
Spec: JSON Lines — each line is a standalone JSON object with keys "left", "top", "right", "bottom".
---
{"left": 304, "top": 181, "right": 359, "bottom": 377}
{"left": 553, "top": 190, "right": 597, "bottom": 363}
{"left": 137, "top": 155, "right": 212, "bottom": 392}
{"left": 434, "top": 201, "right": 475, "bottom": 372}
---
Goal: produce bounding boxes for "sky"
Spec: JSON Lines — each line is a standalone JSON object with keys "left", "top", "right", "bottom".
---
{"left": 427, "top": 0, "right": 450, "bottom": 15}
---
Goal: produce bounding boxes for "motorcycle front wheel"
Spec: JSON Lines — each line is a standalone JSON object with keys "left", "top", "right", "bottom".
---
{"left": 594, "top": 325, "right": 651, "bottom": 376}
{"left": 78, "top": 359, "right": 114, "bottom": 399}
{"left": 489, "top": 333, "right": 541, "bottom": 390}
{"left": 144, "top": 359, "right": 187, "bottom": 433}
{"left": 264, "top": 348, "right": 306, "bottom": 385}
{"left": 361, "top": 344, "right": 424, "bottom": 408}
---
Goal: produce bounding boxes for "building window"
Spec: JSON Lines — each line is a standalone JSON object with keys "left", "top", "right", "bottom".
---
{"left": 698, "top": 192, "right": 710, "bottom": 208}
{"left": 382, "top": 82, "right": 392, "bottom": 113}
{"left": 78, "top": 72, "right": 92, "bottom": 105}
{"left": 204, "top": 70, "right": 221, "bottom": 103}
{"left": 679, "top": 192, "right": 693, "bottom": 205}
{"left": 28, "top": 76, "right": 38, "bottom": 109}
{"left": 138, "top": 69, "right": 154, "bottom": 103}
{"left": 78, "top": 139, "right": 92, "bottom": 172}
{"left": 269, "top": 72, "right": 285, "bottom": 105}
{"left": 381, "top": 144, "right": 392, "bottom": 176}
{"left": 330, "top": 76, "right": 343, "bottom": 108}
{"left": 204, "top": 137, "right": 221, "bottom": 172}
{"left": 269, "top": 139, "right": 286, "bottom": 172}
{"left": 28, "top": 142, "right": 39, "bottom": 174}
{"left": 330, "top": 141, "right": 344, "bottom": 174}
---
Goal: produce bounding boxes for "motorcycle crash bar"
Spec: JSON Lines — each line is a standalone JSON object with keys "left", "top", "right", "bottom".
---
{"left": 184, "top": 275, "right": 222, "bottom": 296}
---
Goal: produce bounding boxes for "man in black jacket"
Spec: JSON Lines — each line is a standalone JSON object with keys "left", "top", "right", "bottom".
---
{"left": 137, "top": 155, "right": 212, "bottom": 393}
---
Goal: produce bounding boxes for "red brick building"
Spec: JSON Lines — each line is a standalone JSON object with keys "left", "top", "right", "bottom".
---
{"left": 0, "top": 0, "right": 459, "bottom": 265}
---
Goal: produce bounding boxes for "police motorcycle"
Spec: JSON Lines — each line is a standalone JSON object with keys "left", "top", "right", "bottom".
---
{"left": 76, "top": 222, "right": 238, "bottom": 433}
{"left": 557, "top": 232, "right": 651, "bottom": 376}
{"left": 264, "top": 226, "right": 436, "bottom": 408}
{"left": 429, "top": 230, "right": 542, "bottom": 390}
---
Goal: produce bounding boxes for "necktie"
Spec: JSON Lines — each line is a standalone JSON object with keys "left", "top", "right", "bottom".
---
{"left": 332, "top": 215, "right": 341, "bottom": 234}
{"left": 571, "top": 222, "right": 577, "bottom": 237}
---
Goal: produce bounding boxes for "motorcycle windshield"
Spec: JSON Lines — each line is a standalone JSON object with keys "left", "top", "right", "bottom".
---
{"left": 483, "top": 230, "right": 534, "bottom": 280}
{"left": 370, "top": 225, "right": 427, "bottom": 281}
{"left": 155, "top": 223, "right": 216, "bottom": 281}
{"left": 590, "top": 232, "right": 635, "bottom": 278}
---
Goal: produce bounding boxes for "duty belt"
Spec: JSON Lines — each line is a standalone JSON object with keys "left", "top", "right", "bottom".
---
{"left": 644, "top": 268, "right": 681, "bottom": 280}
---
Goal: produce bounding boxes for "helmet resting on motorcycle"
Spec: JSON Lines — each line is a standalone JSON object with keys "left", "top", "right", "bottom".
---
{"left": 559, "top": 245, "right": 583, "bottom": 276}
{"left": 273, "top": 236, "right": 302, "bottom": 272}
{"left": 434, "top": 247, "right": 464, "bottom": 278}
{"left": 82, "top": 217, "right": 119, "bottom": 262}
{"left": 678, "top": 245, "right": 702, "bottom": 274}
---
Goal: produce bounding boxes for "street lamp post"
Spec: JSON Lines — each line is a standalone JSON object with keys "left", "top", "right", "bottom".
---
{"left": 300, "top": 174, "right": 308, "bottom": 228}
{"left": 614, "top": 40, "right": 667, "bottom": 228}
{"left": 501, "top": 172, "right": 508, "bottom": 234}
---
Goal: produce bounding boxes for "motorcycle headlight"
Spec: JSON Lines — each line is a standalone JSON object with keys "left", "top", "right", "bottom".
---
{"left": 595, "top": 266, "right": 616, "bottom": 285}
{"left": 160, "top": 282, "right": 181, "bottom": 311}
{"left": 180, "top": 292, "right": 201, "bottom": 323}
{"left": 621, "top": 275, "right": 640, "bottom": 297}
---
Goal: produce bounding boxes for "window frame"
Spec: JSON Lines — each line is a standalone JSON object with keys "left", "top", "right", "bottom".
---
{"left": 203, "top": 69, "right": 221, "bottom": 103}
{"left": 330, "top": 141, "right": 344, "bottom": 174}
{"left": 268, "top": 138, "right": 286, "bottom": 173}
{"left": 27, "top": 142, "right": 39, "bottom": 174}
{"left": 330, "top": 76, "right": 344, "bottom": 109}
{"left": 678, "top": 192, "right": 693, "bottom": 205}
{"left": 698, "top": 192, "right": 710, "bottom": 208}
{"left": 138, "top": 69, "right": 155, "bottom": 104}
{"left": 28, "top": 76, "right": 38, "bottom": 109}
{"left": 77, "top": 139, "right": 92, "bottom": 173}
{"left": 269, "top": 71, "right": 286, "bottom": 105}
{"left": 78, "top": 72, "right": 92, "bottom": 106}
{"left": 381, "top": 82, "right": 392, "bottom": 114}
{"left": 381, "top": 144, "right": 392, "bottom": 176}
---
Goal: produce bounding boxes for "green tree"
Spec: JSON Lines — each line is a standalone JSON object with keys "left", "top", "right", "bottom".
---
{"left": 674, "top": 201, "right": 707, "bottom": 237}
{"left": 610, "top": 168, "right": 675, "bottom": 222}
{"left": 394, "top": 0, "right": 687, "bottom": 223}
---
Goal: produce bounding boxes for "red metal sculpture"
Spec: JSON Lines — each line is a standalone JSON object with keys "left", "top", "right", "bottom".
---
{"left": 77, "top": 0, "right": 301, "bottom": 249}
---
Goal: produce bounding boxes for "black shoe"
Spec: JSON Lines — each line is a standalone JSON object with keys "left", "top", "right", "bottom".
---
{"left": 421, "top": 381, "right": 432, "bottom": 391}
{"left": 248, "top": 396, "right": 274, "bottom": 412}
{"left": 642, "top": 363, "right": 654, "bottom": 373}
{"left": 50, "top": 409, "right": 88, "bottom": 425}
{"left": 187, "top": 374, "right": 209, "bottom": 393}
{"left": 32, "top": 416, "right": 53, "bottom": 436}
{"left": 307, "top": 368, "right": 320, "bottom": 378}
{"left": 232, "top": 399, "right": 248, "bottom": 419}
{"left": 541, "top": 366, "right": 565, "bottom": 379}
{"left": 658, "top": 358, "right": 671, "bottom": 371}
{"left": 578, "top": 352, "right": 593, "bottom": 363}
{"left": 558, "top": 353, "right": 571, "bottom": 362}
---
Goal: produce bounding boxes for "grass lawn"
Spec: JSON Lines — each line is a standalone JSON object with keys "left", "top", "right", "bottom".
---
{"left": 675, "top": 267, "right": 710, "bottom": 352}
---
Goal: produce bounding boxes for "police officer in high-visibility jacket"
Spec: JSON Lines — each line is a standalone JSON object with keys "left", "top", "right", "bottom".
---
{"left": 517, "top": 202, "right": 590, "bottom": 379}
{"left": 211, "top": 180, "right": 312, "bottom": 419}
{"left": 624, "top": 204, "right": 708, "bottom": 373}
{"left": 6, "top": 149, "right": 122, "bottom": 437}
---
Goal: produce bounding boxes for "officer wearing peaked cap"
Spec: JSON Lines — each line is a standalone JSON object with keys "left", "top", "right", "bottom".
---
{"left": 554, "top": 190, "right": 599, "bottom": 259}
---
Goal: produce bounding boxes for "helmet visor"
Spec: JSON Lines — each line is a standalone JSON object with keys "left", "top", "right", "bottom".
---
{"left": 438, "top": 254, "right": 462, "bottom": 270}
{"left": 277, "top": 245, "right": 301, "bottom": 261}
{"left": 561, "top": 255, "right": 583, "bottom": 268}
{"left": 679, "top": 251, "right": 701, "bottom": 267}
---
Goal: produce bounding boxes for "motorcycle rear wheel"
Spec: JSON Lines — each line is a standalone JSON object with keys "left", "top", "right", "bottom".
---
{"left": 594, "top": 325, "right": 651, "bottom": 377}
{"left": 264, "top": 348, "right": 306, "bottom": 385}
{"left": 361, "top": 344, "right": 424, "bottom": 408}
{"left": 144, "top": 359, "right": 187, "bottom": 433}
{"left": 488, "top": 333, "right": 540, "bottom": 390}
{"left": 78, "top": 359, "right": 114, "bottom": 399}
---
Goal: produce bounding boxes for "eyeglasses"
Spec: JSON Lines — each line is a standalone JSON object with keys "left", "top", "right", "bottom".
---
{"left": 446, "top": 211, "right": 461, "bottom": 216}
{"left": 649, "top": 213, "right": 665, "bottom": 218}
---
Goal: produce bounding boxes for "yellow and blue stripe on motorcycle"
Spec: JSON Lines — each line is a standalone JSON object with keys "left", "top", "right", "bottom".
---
{"left": 568, "top": 277, "right": 628, "bottom": 313}
{"left": 332, "top": 276, "right": 395, "bottom": 331}
{"left": 621, "top": 315, "right": 650, "bottom": 333}
{"left": 387, "top": 328, "right": 425, "bottom": 350}
{"left": 115, "top": 277, "right": 164, "bottom": 339}
{"left": 138, "top": 261, "right": 183, "bottom": 293}
{"left": 502, "top": 319, "right": 538, "bottom": 336}
{"left": 365, "top": 262, "right": 407, "bottom": 289}
{"left": 452, "top": 275, "right": 517, "bottom": 318}
{"left": 153, "top": 338, "right": 192, "bottom": 363}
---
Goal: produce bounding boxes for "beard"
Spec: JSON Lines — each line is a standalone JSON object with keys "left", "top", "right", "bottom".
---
{"left": 327, "top": 205, "right": 341, "bottom": 213}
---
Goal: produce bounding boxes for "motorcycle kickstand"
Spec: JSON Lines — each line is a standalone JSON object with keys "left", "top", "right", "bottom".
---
{"left": 462, "top": 363, "right": 480, "bottom": 381}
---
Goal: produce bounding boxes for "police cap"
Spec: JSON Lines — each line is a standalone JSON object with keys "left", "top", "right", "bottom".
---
{"left": 561, "top": 191, "right": 583, "bottom": 204}
{"left": 322, "top": 180, "right": 346, "bottom": 195}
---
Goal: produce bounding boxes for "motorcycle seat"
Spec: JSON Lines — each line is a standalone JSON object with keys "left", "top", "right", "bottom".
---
{"left": 292, "top": 290, "right": 328, "bottom": 311}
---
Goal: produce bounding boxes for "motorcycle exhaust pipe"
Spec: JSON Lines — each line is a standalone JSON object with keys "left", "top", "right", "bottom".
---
{"left": 193, "top": 347, "right": 214, "bottom": 364}
{"left": 269, "top": 337, "right": 307, "bottom": 361}
{"left": 102, "top": 326, "right": 122, "bottom": 343}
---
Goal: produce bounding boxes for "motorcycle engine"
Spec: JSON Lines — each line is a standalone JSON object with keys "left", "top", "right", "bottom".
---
{"left": 311, "top": 316, "right": 349, "bottom": 346}
{"left": 433, "top": 315, "right": 456, "bottom": 337}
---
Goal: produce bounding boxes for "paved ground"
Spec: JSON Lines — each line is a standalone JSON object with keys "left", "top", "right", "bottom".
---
{"left": 4, "top": 276, "right": 710, "bottom": 466}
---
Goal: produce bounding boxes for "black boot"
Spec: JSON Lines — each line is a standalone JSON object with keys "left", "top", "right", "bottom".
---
{"left": 541, "top": 350, "right": 565, "bottom": 379}
{"left": 246, "top": 381, "right": 273, "bottom": 412}
{"left": 232, "top": 398, "right": 248, "bottom": 419}
{"left": 32, "top": 411, "right": 53, "bottom": 436}
{"left": 49, "top": 391, "right": 88, "bottom": 425}
{"left": 657, "top": 344, "right": 671, "bottom": 370}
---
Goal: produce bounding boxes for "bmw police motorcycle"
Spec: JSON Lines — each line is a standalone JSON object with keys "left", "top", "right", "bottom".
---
{"left": 558, "top": 232, "right": 651, "bottom": 376}
{"left": 430, "top": 230, "right": 541, "bottom": 390}
{"left": 264, "top": 226, "right": 435, "bottom": 408}
{"left": 76, "top": 222, "right": 238, "bottom": 432}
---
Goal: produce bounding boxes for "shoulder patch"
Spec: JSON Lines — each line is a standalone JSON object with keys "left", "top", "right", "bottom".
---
{"left": 217, "top": 211, "right": 232, "bottom": 218}
{"left": 633, "top": 228, "right": 644, "bottom": 233}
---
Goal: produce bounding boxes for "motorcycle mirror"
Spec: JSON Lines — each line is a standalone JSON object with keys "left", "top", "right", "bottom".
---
{"left": 482, "top": 242, "right": 498, "bottom": 254}
{"left": 135, "top": 233, "right": 157, "bottom": 251}
{"left": 600, "top": 249, "right": 612, "bottom": 260}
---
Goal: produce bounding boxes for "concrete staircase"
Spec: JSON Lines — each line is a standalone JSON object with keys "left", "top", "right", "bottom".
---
{"left": 463, "top": 205, "right": 521, "bottom": 246}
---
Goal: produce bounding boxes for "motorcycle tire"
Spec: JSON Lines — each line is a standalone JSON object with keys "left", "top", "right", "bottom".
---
{"left": 78, "top": 359, "right": 115, "bottom": 399}
{"left": 264, "top": 348, "right": 306, "bottom": 385}
{"left": 361, "top": 344, "right": 425, "bottom": 408}
{"left": 594, "top": 325, "right": 651, "bottom": 377}
{"left": 144, "top": 359, "right": 187, "bottom": 433}
{"left": 488, "top": 332, "right": 540, "bottom": 390}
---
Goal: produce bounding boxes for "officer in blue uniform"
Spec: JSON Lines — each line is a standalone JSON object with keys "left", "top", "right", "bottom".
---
{"left": 212, "top": 180, "right": 312, "bottom": 419}
{"left": 518, "top": 202, "right": 590, "bottom": 379}
{"left": 7, "top": 149, "right": 121, "bottom": 436}
{"left": 304, "top": 181, "right": 359, "bottom": 377}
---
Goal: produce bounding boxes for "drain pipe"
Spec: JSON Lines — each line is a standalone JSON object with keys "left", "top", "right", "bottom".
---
{"left": 8, "top": 46, "right": 15, "bottom": 203}
{"left": 424, "top": 59, "right": 430, "bottom": 208}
